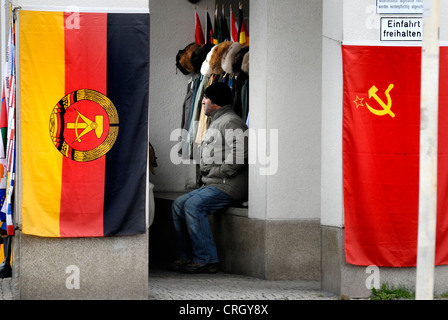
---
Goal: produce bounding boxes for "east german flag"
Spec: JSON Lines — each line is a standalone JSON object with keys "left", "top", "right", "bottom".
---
{"left": 19, "top": 9, "right": 149, "bottom": 237}
{"left": 342, "top": 45, "right": 448, "bottom": 267}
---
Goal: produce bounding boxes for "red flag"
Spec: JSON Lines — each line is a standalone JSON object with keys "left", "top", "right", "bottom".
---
{"left": 230, "top": 5, "right": 238, "bottom": 42}
{"left": 195, "top": 10, "right": 205, "bottom": 45}
{"left": 342, "top": 45, "right": 448, "bottom": 267}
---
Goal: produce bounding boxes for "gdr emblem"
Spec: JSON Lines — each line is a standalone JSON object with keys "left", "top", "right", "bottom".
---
{"left": 49, "top": 89, "right": 119, "bottom": 162}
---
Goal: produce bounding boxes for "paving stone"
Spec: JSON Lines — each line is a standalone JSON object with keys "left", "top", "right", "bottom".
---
{"left": 0, "top": 267, "right": 338, "bottom": 300}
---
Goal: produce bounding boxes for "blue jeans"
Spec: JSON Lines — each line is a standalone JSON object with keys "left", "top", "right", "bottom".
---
{"left": 172, "top": 186, "right": 233, "bottom": 264}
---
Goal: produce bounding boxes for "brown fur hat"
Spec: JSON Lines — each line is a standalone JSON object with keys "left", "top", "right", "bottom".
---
{"left": 241, "top": 51, "right": 249, "bottom": 75}
{"left": 232, "top": 45, "right": 249, "bottom": 75}
{"left": 222, "top": 42, "right": 242, "bottom": 74}
{"left": 209, "top": 41, "right": 233, "bottom": 75}
{"left": 191, "top": 44, "right": 214, "bottom": 73}
{"left": 179, "top": 43, "right": 199, "bottom": 74}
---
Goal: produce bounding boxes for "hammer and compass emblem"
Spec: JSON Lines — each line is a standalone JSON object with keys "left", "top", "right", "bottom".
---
{"left": 49, "top": 89, "right": 119, "bottom": 162}
{"left": 67, "top": 109, "right": 104, "bottom": 143}
{"left": 354, "top": 84, "right": 395, "bottom": 118}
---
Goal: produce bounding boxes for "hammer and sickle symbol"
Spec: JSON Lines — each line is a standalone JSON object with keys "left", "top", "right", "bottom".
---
{"left": 365, "top": 84, "right": 395, "bottom": 118}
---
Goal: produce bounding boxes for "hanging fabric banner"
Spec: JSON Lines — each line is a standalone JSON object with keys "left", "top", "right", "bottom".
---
{"left": 1, "top": 5, "right": 15, "bottom": 236}
{"left": 342, "top": 44, "right": 448, "bottom": 267}
{"left": 19, "top": 9, "right": 149, "bottom": 237}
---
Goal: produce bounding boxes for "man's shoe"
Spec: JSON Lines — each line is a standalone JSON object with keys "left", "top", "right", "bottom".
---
{"left": 181, "top": 262, "right": 218, "bottom": 274}
{"left": 167, "top": 258, "right": 191, "bottom": 272}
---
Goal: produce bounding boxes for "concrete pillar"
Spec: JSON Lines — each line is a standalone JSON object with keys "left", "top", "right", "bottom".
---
{"left": 245, "top": 0, "right": 322, "bottom": 280}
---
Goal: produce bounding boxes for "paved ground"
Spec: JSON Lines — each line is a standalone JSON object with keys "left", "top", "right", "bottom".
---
{"left": 148, "top": 266, "right": 338, "bottom": 300}
{"left": 0, "top": 278, "right": 14, "bottom": 300}
{"left": 1, "top": 266, "right": 338, "bottom": 300}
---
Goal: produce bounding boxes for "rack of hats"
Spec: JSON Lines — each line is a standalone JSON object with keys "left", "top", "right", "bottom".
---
{"left": 176, "top": 3, "right": 249, "bottom": 161}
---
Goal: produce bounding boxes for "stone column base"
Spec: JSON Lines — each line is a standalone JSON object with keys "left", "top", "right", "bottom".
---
{"left": 15, "top": 232, "right": 148, "bottom": 300}
{"left": 321, "top": 225, "right": 448, "bottom": 298}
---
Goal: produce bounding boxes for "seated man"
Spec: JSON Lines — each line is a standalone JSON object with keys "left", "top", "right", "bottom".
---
{"left": 171, "top": 82, "right": 248, "bottom": 274}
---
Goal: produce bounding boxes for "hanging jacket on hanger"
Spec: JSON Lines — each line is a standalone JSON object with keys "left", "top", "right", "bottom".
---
{"left": 179, "top": 74, "right": 201, "bottom": 158}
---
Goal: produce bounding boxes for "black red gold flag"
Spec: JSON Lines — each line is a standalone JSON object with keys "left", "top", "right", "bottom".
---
{"left": 205, "top": 10, "right": 214, "bottom": 45}
{"left": 19, "top": 10, "right": 149, "bottom": 237}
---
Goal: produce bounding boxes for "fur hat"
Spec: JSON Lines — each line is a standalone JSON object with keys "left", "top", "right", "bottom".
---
{"left": 191, "top": 44, "right": 214, "bottom": 73}
{"left": 232, "top": 45, "right": 249, "bottom": 76}
{"left": 203, "top": 82, "right": 233, "bottom": 107}
{"left": 176, "top": 42, "right": 198, "bottom": 75}
{"left": 241, "top": 51, "right": 249, "bottom": 75}
{"left": 200, "top": 45, "right": 217, "bottom": 76}
{"left": 209, "top": 41, "right": 233, "bottom": 75}
{"left": 222, "top": 42, "right": 242, "bottom": 74}
{"left": 176, "top": 51, "right": 189, "bottom": 75}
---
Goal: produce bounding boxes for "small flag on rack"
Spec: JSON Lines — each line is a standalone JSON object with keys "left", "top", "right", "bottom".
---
{"left": 205, "top": 9, "right": 214, "bottom": 44}
{"left": 219, "top": 5, "right": 230, "bottom": 42}
{"left": 230, "top": 5, "right": 238, "bottom": 42}
{"left": 238, "top": 3, "right": 249, "bottom": 45}
{"left": 213, "top": 5, "right": 220, "bottom": 44}
{"left": 195, "top": 9, "right": 205, "bottom": 45}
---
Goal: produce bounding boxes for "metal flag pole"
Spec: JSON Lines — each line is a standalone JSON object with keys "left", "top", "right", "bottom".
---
{"left": 416, "top": 0, "right": 440, "bottom": 300}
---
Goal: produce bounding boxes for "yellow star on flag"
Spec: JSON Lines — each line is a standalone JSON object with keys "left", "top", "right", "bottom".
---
{"left": 353, "top": 96, "right": 364, "bottom": 108}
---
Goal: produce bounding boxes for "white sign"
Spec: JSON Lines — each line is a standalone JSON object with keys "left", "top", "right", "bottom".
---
{"left": 380, "top": 17, "right": 422, "bottom": 41}
{"left": 377, "top": 0, "right": 424, "bottom": 14}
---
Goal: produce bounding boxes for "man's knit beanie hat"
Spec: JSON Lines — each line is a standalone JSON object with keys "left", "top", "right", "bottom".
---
{"left": 203, "top": 83, "right": 233, "bottom": 106}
